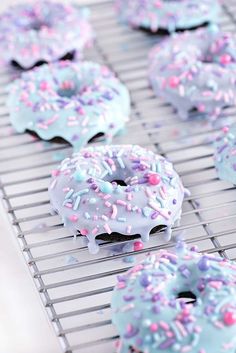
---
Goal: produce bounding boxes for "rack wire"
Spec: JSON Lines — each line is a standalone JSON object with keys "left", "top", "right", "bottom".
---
{"left": 1, "top": 1, "right": 236, "bottom": 352}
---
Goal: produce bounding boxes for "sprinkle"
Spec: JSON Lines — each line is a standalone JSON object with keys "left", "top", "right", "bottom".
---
{"left": 126, "top": 225, "right": 132, "bottom": 234}
{"left": 73, "top": 195, "right": 81, "bottom": 210}
{"left": 116, "top": 199, "right": 127, "bottom": 206}
{"left": 117, "top": 157, "right": 125, "bottom": 169}
{"left": 65, "top": 189, "right": 74, "bottom": 199}
{"left": 111, "top": 205, "right": 118, "bottom": 219}
{"left": 104, "top": 223, "right": 112, "bottom": 234}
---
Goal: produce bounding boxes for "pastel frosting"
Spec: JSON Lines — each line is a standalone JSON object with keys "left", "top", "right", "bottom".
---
{"left": 48, "top": 145, "right": 186, "bottom": 254}
{"left": 214, "top": 125, "right": 236, "bottom": 184}
{"left": 7, "top": 61, "right": 130, "bottom": 150}
{"left": 0, "top": 1, "right": 93, "bottom": 69}
{"left": 149, "top": 25, "right": 236, "bottom": 120}
{"left": 115, "top": 0, "right": 221, "bottom": 32}
{"left": 112, "top": 244, "right": 236, "bottom": 353}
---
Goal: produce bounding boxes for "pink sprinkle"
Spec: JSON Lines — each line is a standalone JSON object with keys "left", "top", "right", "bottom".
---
{"left": 117, "top": 281, "right": 126, "bottom": 289}
{"left": 116, "top": 199, "right": 127, "bottom": 206}
{"left": 223, "top": 311, "right": 236, "bottom": 326}
{"left": 65, "top": 203, "right": 72, "bottom": 209}
{"left": 222, "top": 126, "right": 229, "bottom": 133}
{"left": 80, "top": 229, "right": 88, "bottom": 236}
{"left": 150, "top": 323, "right": 158, "bottom": 332}
{"left": 175, "top": 320, "right": 187, "bottom": 337}
{"left": 133, "top": 241, "right": 144, "bottom": 251}
{"left": 111, "top": 205, "right": 118, "bottom": 219}
{"left": 159, "top": 321, "right": 169, "bottom": 331}
{"left": 169, "top": 76, "right": 180, "bottom": 88}
{"left": 105, "top": 201, "right": 111, "bottom": 208}
{"left": 154, "top": 0, "right": 162, "bottom": 8}
{"left": 92, "top": 227, "right": 99, "bottom": 235}
{"left": 40, "top": 81, "right": 50, "bottom": 91}
{"left": 127, "top": 193, "right": 133, "bottom": 201}
{"left": 51, "top": 169, "right": 60, "bottom": 177}
{"left": 69, "top": 215, "right": 78, "bottom": 222}
{"left": 104, "top": 223, "right": 112, "bottom": 234}
{"left": 197, "top": 104, "right": 206, "bottom": 113}
{"left": 220, "top": 54, "right": 232, "bottom": 65}
{"left": 63, "top": 187, "right": 70, "bottom": 192}
{"left": 148, "top": 173, "right": 161, "bottom": 185}
{"left": 126, "top": 204, "right": 132, "bottom": 212}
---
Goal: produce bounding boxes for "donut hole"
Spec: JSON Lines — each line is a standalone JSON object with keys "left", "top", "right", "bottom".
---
{"left": 10, "top": 51, "right": 76, "bottom": 71}
{"left": 111, "top": 180, "right": 127, "bottom": 187}
{"left": 176, "top": 291, "right": 197, "bottom": 305}
{"left": 57, "top": 86, "right": 77, "bottom": 98}
{"left": 140, "top": 21, "right": 209, "bottom": 35}
{"left": 88, "top": 132, "right": 106, "bottom": 143}
{"left": 30, "top": 20, "right": 51, "bottom": 31}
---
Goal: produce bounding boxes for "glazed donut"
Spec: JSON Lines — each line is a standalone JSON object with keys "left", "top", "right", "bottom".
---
{"left": 214, "top": 125, "right": 236, "bottom": 184}
{"left": 48, "top": 145, "right": 186, "bottom": 254}
{"left": 149, "top": 25, "right": 236, "bottom": 120}
{"left": 7, "top": 61, "right": 130, "bottom": 150}
{"left": 112, "top": 243, "right": 236, "bottom": 353}
{"left": 0, "top": 1, "right": 93, "bottom": 69}
{"left": 115, "top": 0, "right": 221, "bottom": 33}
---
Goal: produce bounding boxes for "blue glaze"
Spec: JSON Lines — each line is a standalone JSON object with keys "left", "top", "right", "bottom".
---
{"left": 112, "top": 246, "right": 236, "bottom": 353}
{"left": 0, "top": 1, "right": 93, "bottom": 69}
{"left": 48, "top": 145, "right": 185, "bottom": 254}
{"left": 7, "top": 61, "right": 130, "bottom": 150}
{"left": 115, "top": 0, "right": 221, "bottom": 32}
{"left": 214, "top": 125, "right": 236, "bottom": 185}
{"left": 149, "top": 26, "right": 236, "bottom": 120}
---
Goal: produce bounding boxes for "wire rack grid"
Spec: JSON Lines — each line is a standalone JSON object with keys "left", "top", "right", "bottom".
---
{"left": 1, "top": 1, "right": 236, "bottom": 352}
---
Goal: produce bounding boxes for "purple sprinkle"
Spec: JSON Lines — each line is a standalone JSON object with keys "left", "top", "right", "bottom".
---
{"left": 139, "top": 273, "right": 152, "bottom": 287}
{"left": 198, "top": 256, "right": 210, "bottom": 271}
{"left": 158, "top": 338, "right": 176, "bottom": 349}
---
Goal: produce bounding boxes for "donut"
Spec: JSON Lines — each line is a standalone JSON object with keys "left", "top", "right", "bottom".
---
{"left": 7, "top": 61, "right": 130, "bottom": 150}
{"left": 115, "top": 0, "right": 221, "bottom": 33}
{"left": 48, "top": 145, "right": 186, "bottom": 254}
{"left": 0, "top": 1, "right": 93, "bottom": 69}
{"left": 111, "top": 243, "right": 236, "bottom": 353}
{"left": 214, "top": 125, "right": 236, "bottom": 184}
{"left": 149, "top": 25, "right": 236, "bottom": 120}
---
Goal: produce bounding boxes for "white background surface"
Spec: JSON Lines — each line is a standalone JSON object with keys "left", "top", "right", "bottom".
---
{"left": 0, "top": 1, "right": 102, "bottom": 353}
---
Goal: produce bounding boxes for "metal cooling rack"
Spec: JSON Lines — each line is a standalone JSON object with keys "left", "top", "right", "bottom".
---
{"left": 1, "top": 1, "right": 236, "bottom": 352}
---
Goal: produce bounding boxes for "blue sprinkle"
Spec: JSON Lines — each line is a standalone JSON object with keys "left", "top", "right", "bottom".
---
{"left": 84, "top": 212, "right": 90, "bottom": 219}
{"left": 73, "top": 170, "right": 86, "bottom": 182}
{"left": 65, "top": 189, "right": 74, "bottom": 199}
{"left": 118, "top": 217, "right": 126, "bottom": 222}
{"left": 73, "top": 195, "right": 81, "bottom": 210}
{"left": 100, "top": 181, "right": 113, "bottom": 194}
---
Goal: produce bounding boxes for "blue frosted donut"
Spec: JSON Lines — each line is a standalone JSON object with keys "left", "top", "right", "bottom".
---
{"left": 7, "top": 61, "right": 130, "bottom": 150}
{"left": 149, "top": 25, "right": 236, "bottom": 120}
{"left": 115, "top": 0, "right": 221, "bottom": 32}
{"left": 112, "top": 243, "right": 236, "bottom": 353}
{"left": 48, "top": 145, "right": 186, "bottom": 254}
{"left": 0, "top": 1, "right": 93, "bottom": 69}
{"left": 214, "top": 125, "right": 236, "bottom": 184}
